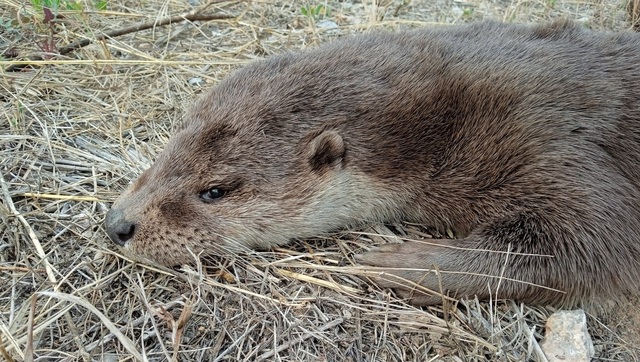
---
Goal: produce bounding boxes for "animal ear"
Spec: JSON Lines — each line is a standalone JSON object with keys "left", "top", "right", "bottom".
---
{"left": 305, "top": 130, "right": 346, "bottom": 171}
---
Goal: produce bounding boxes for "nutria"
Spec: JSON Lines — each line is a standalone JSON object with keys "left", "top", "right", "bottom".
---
{"left": 105, "top": 20, "right": 640, "bottom": 306}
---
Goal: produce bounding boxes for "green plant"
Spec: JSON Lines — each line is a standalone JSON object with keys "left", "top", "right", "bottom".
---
{"left": 0, "top": 17, "right": 14, "bottom": 30}
{"left": 95, "top": 0, "right": 107, "bottom": 10}
{"left": 19, "top": 0, "right": 107, "bottom": 60}
{"left": 300, "top": 4, "right": 329, "bottom": 20}
{"left": 31, "top": 0, "right": 62, "bottom": 11}
{"left": 31, "top": 0, "right": 89, "bottom": 14}
{"left": 30, "top": 0, "right": 107, "bottom": 12}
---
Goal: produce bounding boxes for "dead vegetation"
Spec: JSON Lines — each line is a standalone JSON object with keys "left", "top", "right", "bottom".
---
{"left": 1, "top": 0, "right": 638, "bottom": 360}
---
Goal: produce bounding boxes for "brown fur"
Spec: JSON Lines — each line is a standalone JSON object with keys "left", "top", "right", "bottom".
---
{"left": 105, "top": 20, "right": 640, "bottom": 306}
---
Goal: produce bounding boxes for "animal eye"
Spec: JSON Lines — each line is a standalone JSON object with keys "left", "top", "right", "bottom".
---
{"left": 200, "top": 188, "right": 227, "bottom": 202}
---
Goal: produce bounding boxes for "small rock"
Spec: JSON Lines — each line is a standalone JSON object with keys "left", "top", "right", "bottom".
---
{"left": 188, "top": 77, "right": 204, "bottom": 87}
{"left": 540, "top": 309, "right": 595, "bottom": 362}
{"left": 451, "top": 5, "right": 464, "bottom": 18}
{"left": 316, "top": 20, "right": 338, "bottom": 29}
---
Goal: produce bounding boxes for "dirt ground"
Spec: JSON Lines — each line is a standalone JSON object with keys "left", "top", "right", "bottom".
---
{"left": 1, "top": 0, "right": 639, "bottom": 361}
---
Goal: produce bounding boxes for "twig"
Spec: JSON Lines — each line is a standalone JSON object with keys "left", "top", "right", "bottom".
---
{"left": 39, "top": 291, "right": 145, "bottom": 362}
{"left": 24, "top": 296, "right": 37, "bottom": 362}
{"left": 213, "top": 324, "right": 259, "bottom": 362}
{"left": 21, "top": 192, "right": 101, "bottom": 202}
{"left": 0, "top": 171, "right": 57, "bottom": 286}
{"left": 0, "top": 171, "right": 91, "bottom": 361}
{"left": 255, "top": 318, "right": 344, "bottom": 361}
{"left": 0, "top": 333, "right": 16, "bottom": 362}
{"left": 6, "top": 2, "right": 236, "bottom": 72}
{"left": 57, "top": 13, "right": 234, "bottom": 56}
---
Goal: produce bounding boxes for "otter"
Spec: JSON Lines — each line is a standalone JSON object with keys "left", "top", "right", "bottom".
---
{"left": 105, "top": 20, "right": 640, "bottom": 306}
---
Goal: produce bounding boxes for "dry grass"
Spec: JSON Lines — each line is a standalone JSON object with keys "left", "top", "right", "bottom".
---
{"left": 1, "top": 0, "right": 638, "bottom": 360}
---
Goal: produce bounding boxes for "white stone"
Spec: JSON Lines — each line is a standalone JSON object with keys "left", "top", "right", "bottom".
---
{"left": 316, "top": 20, "right": 338, "bottom": 29}
{"left": 541, "top": 309, "right": 595, "bottom": 362}
{"left": 188, "top": 77, "right": 204, "bottom": 87}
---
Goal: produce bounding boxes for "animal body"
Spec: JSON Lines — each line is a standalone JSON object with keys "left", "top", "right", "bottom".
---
{"left": 105, "top": 20, "right": 640, "bottom": 306}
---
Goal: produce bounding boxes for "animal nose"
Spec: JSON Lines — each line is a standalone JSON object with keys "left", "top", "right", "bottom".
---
{"left": 104, "top": 208, "right": 136, "bottom": 246}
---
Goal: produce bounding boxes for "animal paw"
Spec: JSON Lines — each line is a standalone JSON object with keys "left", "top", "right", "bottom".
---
{"left": 355, "top": 241, "right": 461, "bottom": 305}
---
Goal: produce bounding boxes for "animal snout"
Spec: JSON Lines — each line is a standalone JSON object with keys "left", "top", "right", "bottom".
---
{"left": 105, "top": 208, "right": 137, "bottom": 247}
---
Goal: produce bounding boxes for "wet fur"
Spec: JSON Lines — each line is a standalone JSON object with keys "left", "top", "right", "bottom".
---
{"left": 106, "top": 20, "right": 640, "bottom": 306}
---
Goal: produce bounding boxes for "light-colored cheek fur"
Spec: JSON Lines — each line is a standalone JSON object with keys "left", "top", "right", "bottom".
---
{"left": 292, "top": 172, "right": 406, "bottom": 236}
{"left": 217, "top": 172, "right": 403, "bottom": 253}
{"left": 222, "top": 218, "right": 291, "bottom": 252}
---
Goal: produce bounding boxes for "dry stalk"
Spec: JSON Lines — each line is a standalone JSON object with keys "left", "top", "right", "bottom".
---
{"left": 5, "top": 0, "right": 238, "bottom": 72}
